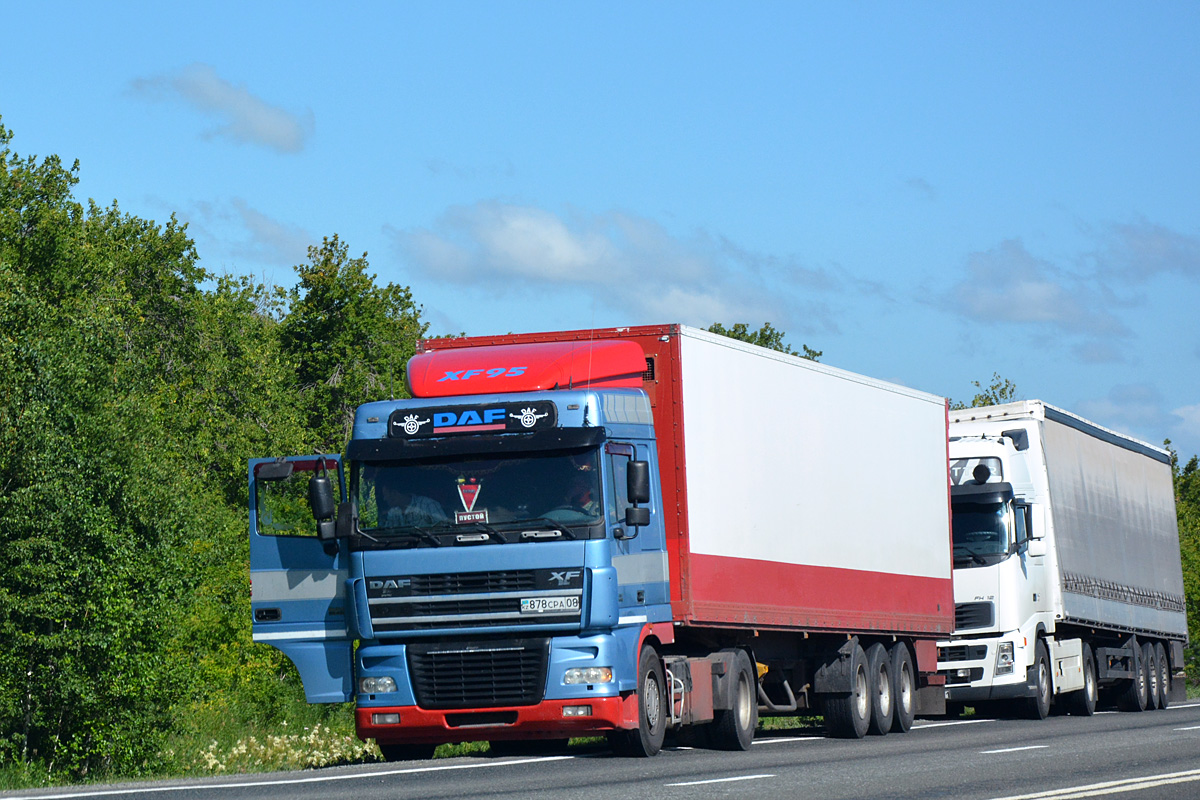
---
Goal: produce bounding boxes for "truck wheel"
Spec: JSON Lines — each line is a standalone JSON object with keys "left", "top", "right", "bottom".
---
{"left": 1023, "top": 640, "right": 1051, "bottom": 720}
{"left": 609, "top": 645, "right": 668, "bottom": 757}
{"left": 889, "top": 642, "right": 916, "bottom": 733}
{"left": 866, "top": 643, "right": 893, "bottom": 736}
{"left": 1142, "top": 642, "right": 1160, "bottom": 710}
{"left": 378, "top": 742, "right": 436, "bottom": 761}
{"left": 1116, "top": 639, "right": 1147, "bottom": 712}
{"left": 824, "top": 643, "right": 870, "bottom": 739}
{"left": 1066, "top": 642, "right": 1097, "bottom": 716}
{"left": 711, "top": 650, "right": 758, "bottom": 750}
{"left": 1154, "top": 641, "right": 1170, "bottom": 709}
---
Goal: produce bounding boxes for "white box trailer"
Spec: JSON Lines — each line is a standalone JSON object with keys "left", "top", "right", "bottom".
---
{"left": 939, "top": 400, "right": 1187, "bottom": 718}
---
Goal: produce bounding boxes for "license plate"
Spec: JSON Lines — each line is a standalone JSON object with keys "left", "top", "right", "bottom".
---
{"left": 520, "top": 596, "right": 580, "bottom": 614}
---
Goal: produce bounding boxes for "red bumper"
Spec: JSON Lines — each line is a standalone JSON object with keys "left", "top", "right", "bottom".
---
{"left": 357, "top": 695, "right": 638, "bottom": 745}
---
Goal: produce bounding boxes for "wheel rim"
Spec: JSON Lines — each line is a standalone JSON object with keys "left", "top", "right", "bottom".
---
{"left": 877, "top": 665, "right": 892, "bottom": 718}
{"left": 1086, "top": 661, "right": 1096, "bottom": 703}
{"left": 735, "top": 673, "right": 752, "bottom": 729}
{"left": 899, "top": 662, "right": 914, "bottom": 714}
{"left": 1038, "top": 659, "right": 1050, "bottom": 706}
{"left": 644, "top": 672, "right": 662, "bottom": 729}
{"left": 854, "top": 667, "right": 869, "bottom": 720}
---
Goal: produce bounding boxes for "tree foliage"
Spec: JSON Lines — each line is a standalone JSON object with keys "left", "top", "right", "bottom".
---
{"left": 950, "top": 372, "right": 1020, "bottom": 410}
{"left": 0, "top": 119, "right": 429, "bottom": 782}
{"left": 707, "top": 322, "right": 821, "bottom": 361}
{"left": 279, "top": 236, "right": 428, "bottom": 452}
{"left": 1168, "top": 445, "right": 1200, "bottom": 681}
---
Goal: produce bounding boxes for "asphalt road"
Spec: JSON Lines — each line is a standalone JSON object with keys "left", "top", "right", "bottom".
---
{"left": 11, "top": 702, "right": 1200, "bottom": 800}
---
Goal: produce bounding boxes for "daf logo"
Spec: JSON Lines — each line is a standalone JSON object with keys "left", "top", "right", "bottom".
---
{"left": 549, "top": 570, "right": 581, "bottom": 586}
{"left": 369, "top": 578, "right": 412, "bottom": 591}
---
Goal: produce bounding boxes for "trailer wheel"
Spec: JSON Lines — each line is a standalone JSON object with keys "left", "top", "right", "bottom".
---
{"left": 609, "top": 645, "right": 667, "bottom": 757}
{"left": 1142, "top": 643, "right": 1160, "bottom": 710}
{"left": 824, "top": 643, "right": 870, "bottom": 739}
{"left": 1154, "top": 641, "right": 1170, "bottom": 709}
{"left": 865, "top": 643, "right": 893, "bottom": 736}
{"left": 1116, "top": 639, "right": 1147, "bottom": 712}
{"left": 1023, "top": 640, "right": 1051, "bottom": 720}
{"left": 1066, "top": 643, "right": 1097, "bottom": 717}
{"left": 711, "top": 650, "right": 758, "bottom": 750}
{"left": 378, "top": 743, "right": 436, "bottom": 761}
{"left": 889, "top": 642, "right": 916, "bottom": 733}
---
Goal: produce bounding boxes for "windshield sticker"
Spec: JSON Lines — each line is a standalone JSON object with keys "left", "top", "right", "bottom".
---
{"left": 388, "top": 400, "right": 557, "bottom": 438}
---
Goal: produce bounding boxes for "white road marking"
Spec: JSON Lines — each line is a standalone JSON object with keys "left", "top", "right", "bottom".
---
{"left": 12, "top": 756, "right": 576, "bottom": 799}
{"left": 666, "top": 774, "right": 775, "bottom": 787}
{"left": 981, "top": 745, "right": 1049, "bottom": 754}
{"left": 1173, "top": 724, "right": 1200, "bottom": 731}
{"left": 913, "top": 718, "right": 996, "bottom": 729}
{"left": 752, "top": 736, "right": 823, "bottom": 745}
{"left": 986, "top": 767, "right": 1200, "bottom": 799}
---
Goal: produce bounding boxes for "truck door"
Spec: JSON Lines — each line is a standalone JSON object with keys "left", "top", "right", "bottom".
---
{"left": 607, "top": 443, "right": 669, "bottom": 612}
{"left": 249, "top": 455, "right": 353, "bottom": 703}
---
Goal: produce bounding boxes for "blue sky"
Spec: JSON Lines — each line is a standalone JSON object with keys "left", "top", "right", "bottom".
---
{"left": 4, "top": 2, "right": 1199, "bottom": 458}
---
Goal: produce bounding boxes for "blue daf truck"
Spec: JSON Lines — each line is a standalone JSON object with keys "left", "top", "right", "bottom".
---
{"left": 249, "top": 325, "right": 955, "bottom": 758}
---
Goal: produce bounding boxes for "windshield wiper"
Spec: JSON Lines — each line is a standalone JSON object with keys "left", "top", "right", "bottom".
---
{"left": 379, "top": 526, "right": 442, "bottom": 547}
{"left": 953, "top": 550, "right": 990, "bottom": 566}
{"left": 518, "top": 518, "right": 577, "bottom": 540}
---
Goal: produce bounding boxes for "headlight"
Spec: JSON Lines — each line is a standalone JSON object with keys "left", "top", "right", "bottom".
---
{"left": 995, "top": 642, "right": 1015, "bottom": 676}
{"left": 360, "top": 676, "right": 398, "bottom": 693}
{"left": 564, "top": 667, "right": 613, "bottom": 685}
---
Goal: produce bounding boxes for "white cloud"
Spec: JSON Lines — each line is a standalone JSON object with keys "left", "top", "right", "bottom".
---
{"left": 944, "top": 239, "right": 1129, "bottom": 338}
{"left": 1092, "top": 218, "right": 1200, "bottom": 282}
{"left": 177, "top": 198, "right": 314, "bottom": 269}
{"left": 1172, "top": 404, "right": 1200, "bottom": 445}
{"left": 131, "top": 63, "right": 313, "bottom": 153}
{"left": 1074, "top": 384, "right": 1177, "bottom": 450}
{"left": 390, "top": 201, "right": 843, "bottom": 335}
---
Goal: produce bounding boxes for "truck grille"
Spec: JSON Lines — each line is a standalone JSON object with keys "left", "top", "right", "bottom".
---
{"left": 368, "top": 569, "right": 583, "bottom": 633}
{"left": 955, "top": 602, "right": 995, "bottom": 630}
{"left": 407, "top": 639, "right": 549, "bottom": 709}
{"left": 938, "top": 644, "right": 988, "bottom": 663}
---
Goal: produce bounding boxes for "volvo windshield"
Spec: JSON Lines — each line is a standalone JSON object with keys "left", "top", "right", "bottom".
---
{"left": 952, "top": 501, "right": 1011, "bottom": 567}
{"left": 352, "top": 447, "right": 603, "bottom": 547}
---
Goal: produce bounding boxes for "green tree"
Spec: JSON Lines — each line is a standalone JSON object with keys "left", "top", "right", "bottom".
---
{"left": 950, "top": 372, "right": 1020, "bottom": 410}
{"left": 279, "top": 236, "right": 429, "bottom": 452}
{"left": 1168, "top": 442, "right": 1200, "bottom": 683}
{"left": 707, "top": 322, "right": 821, "bottom": 361}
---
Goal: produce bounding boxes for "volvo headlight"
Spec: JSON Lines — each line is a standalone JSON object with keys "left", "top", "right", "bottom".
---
{"left": 360, "top": 676, "right": 398, "bottom": 693}
{"left": 564, "top": 667, "right": 613, "bottom": 685}
{"left": 995, "top": 642, "right": 1015, "bottom": 676}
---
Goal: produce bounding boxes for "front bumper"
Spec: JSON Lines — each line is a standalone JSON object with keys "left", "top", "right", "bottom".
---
{"left": 938, "top": 637, "right": 1036, "bottom": 702}
{"left": 357, "top": 696, "right": 639, "bottom": 745}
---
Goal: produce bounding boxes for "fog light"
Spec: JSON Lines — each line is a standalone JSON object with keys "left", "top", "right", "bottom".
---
{"left": 564, "top": 667, "right": 613, "bottom": 685}
{"left": 360, "top": 676, "right": 398, "bottom": 693}
{"left": 372, "top": 713, "right": 400, "bottom": 725}
{"left": 563, "top": 705, "right": 593, "bottom": 717}
{"left": 996, "top": 642, "right": 1015, "bottom": 676}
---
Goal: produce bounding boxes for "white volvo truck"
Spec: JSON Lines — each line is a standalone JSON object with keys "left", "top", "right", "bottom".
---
{"left": 937, "top": 400, "right": 1187, "bottom": 718}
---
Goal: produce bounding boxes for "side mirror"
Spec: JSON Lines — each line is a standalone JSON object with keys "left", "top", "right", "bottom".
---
{"left": 1027, "top": 538, "right": 1047, "bottom": 558}
{"left": 627, "top": 461, "right": 650, "bottom": 504}
{"left": 309, "top": 472, "right": 335, "bottom": 520}
{"left": 257, "top": 460, "right": 294, "bottom": 481}
{"left": 625, "top": 506, "right": 650, "bottom": 527}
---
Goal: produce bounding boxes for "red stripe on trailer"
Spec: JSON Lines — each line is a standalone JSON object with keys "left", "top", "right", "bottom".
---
{"left": 685, "top": 553, "right": 954, "bottom": 635}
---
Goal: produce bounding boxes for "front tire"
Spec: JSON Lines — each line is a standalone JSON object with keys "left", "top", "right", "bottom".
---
{"left": 710, "top": 650, "right": 758, "bottom": 750}
{"left": 1023, "top": 639, "right": 1051, "bottom": 720}
{"left": 609, "top": 644, "right": 668, "bottom": 757}
{"left": 824, "top": 643, "right": 870, "bottom": 739}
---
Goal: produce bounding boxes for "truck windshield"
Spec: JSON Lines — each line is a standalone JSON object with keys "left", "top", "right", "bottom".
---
{"left": 951, "top": 501, "right": 1011, "bottom": 566}
{"left": 353, "top": 447, "right": 603, "bottom": 541}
